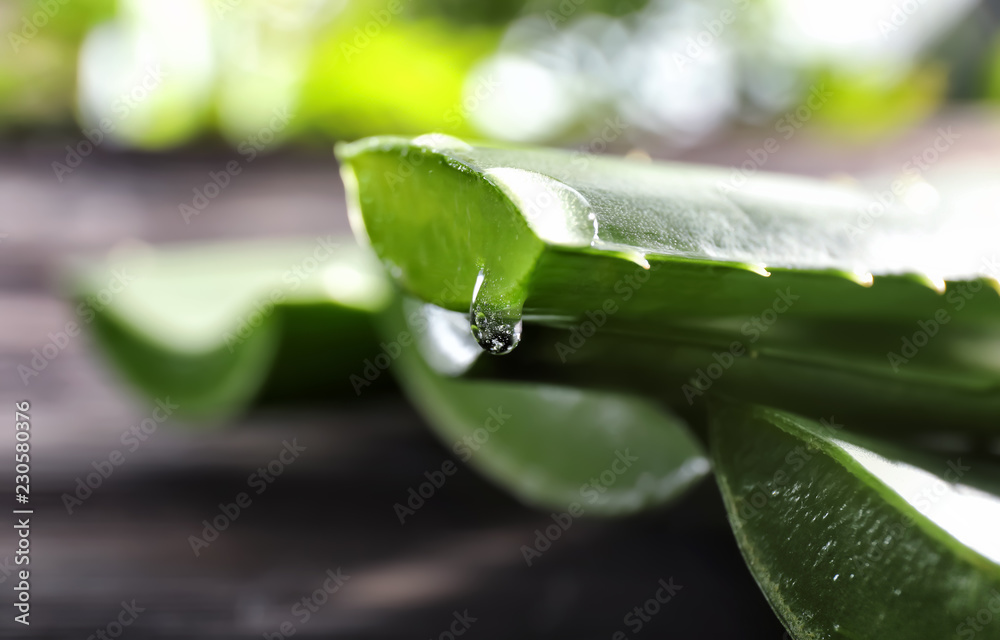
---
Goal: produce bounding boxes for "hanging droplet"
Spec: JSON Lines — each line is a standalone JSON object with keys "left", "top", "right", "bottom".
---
{"left": 470, "top": 310, "right": 522, "bottom": 355}
{"left": 469, "top": 269, "right": 523, "bottom": 355}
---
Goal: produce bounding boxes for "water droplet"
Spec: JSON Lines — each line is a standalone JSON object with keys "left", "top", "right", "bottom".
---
{"left": 469, "top": 269, "right": 523, "bottom": 355}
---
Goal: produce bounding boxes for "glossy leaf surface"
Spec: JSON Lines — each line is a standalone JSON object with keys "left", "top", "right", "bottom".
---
{"left": 711, "top": 401, "right": 1000, "bottom": 640}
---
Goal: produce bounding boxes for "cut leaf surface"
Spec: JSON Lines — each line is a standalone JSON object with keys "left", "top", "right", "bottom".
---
{"left": 72, "top": 238, "right": 390, "bottom": 418}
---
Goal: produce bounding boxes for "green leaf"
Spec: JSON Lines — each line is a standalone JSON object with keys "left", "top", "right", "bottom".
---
{"left": 72, "top": 238, "right": 391, "bottom": 418}
{"left": 337, "top": 134, "right": 999, "bottom": 320}
{"left": 336, "top": 134, "right": 1000, "bottom": 429}
{"left": 380, "top": 295, "right": 709, "bottom": 514}
{"left": 710, "top": 401, "right": 1000, "bottom": 640}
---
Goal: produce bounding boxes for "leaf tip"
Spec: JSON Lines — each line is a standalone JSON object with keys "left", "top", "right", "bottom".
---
{"left": 850, "top": 270, "right": 875, "bottom": 287}
{"left": 746, "top": 263, "right": 771, "bottom": 277}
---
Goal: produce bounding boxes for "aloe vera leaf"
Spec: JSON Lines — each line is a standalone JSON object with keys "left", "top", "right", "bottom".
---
{"left": 710, "top": 400, "right": 1000, "bottom": 640}
{"left": 336, "top": 134, "right": 1000, "bottom": 428}
{"left": 379, "top": 296, "right": 709, "bottom": 514}
{"left": 336, "top": 134, "right": 1000, "bottom": 328}
{"left": 72, "top": 239, "right": 390, "bottom": 418}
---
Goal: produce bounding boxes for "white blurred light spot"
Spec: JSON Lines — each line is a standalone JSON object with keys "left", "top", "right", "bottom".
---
{"left": 77, "top": 0, "right": 215, "bottom": 148}
{"left": 465, "top": 55, "right": 575, "bottom": 143}
{"left": 618, "top": 16, "right": 738, "bottom": 142}
{"left": 900, "top": 179, "right": 941, "bottom": 215}
{"left": 772, "top": 0, "right": 978, "bottom": 71}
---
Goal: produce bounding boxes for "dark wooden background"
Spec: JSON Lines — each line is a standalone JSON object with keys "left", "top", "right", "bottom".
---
{"left": 2, "top": 115, "right": 996, "bottom": 638}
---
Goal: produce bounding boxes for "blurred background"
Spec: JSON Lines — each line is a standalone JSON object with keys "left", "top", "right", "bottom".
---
{"left": 3, "top": 0, "right": 1000, "bottom": 637}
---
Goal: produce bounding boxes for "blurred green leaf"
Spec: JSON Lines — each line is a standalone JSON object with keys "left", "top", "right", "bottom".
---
{"left": 73, "top": 238, "right": 389, "bottom": 418}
